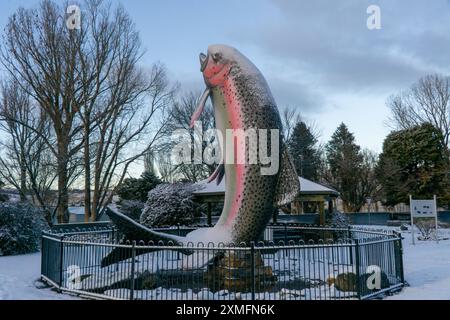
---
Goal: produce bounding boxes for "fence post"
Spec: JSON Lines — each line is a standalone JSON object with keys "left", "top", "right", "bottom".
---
{"left": 41, "top": 233, "right": 46, "bottom": 279}
{"left": 396, "top": 234, "right": 405, "bottom": 284}
{"left": 59, "top": 235, "right": 64, "bottom": 290}
{"left": 284, "top": 223, "right": 288, "bottom": 244}
{"left": 130, "top": 241, "right": 136, "bottom": 300}
{"left": 354, "top": 239, "right": 361, "bottom": 300}
{"left": 348, "top": 226, "right": 353, "bottom": 264}
{"left": 250, "top": 242, "right": 256, "bottom": 301}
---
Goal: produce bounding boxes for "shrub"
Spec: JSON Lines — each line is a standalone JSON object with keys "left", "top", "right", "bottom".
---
{"left": 0, "top": 203, "right": 49, "bottom": 256}
{"left": 330, "top": 210, "right": 350, "bottom": 228}
{"left": 415, "top": 218, "right": 436, "bottom": 241}
{"left": 0, "top": 194, "right": 8, "bottom": 202}
{"left": 140, "top": 183, "right": 199, "bottom": 227}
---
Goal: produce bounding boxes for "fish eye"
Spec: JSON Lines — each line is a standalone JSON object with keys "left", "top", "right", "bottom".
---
{"left": 212, "top": 52, "right": 222, "bottom": 62}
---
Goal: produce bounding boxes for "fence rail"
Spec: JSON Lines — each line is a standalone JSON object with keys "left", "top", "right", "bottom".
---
{"left": 41, "top": 224, "right": 404, "bottom": 300}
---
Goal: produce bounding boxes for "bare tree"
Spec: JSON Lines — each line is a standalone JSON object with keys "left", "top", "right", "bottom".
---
{"left": 64, "top": 1, "right": 176, "bottom": 221}
{"left": 154, "top": 151, "right": 177, "bottom": 183}
{"left": 158, "top": 91, "right": 215, "bottom": 182}
{"left": 0, "top": 0, "right": 175, "bottom": 222}
{"left": 387, "top": 74, "right": 450, "bottom": 146}
{"left": 281, "top": 106, "right": 321, "bottom": 143}
{"left": 0, "top": 79, "right": 57, "bottom": 224}
{"left": 0, "top": 1, "right": 89, "bottom": 222}
{"left": 88, "top": 63, "right": 175, "bottom": 221}
{"left": 281, "top": 107, "right": 302, "bottom": 142}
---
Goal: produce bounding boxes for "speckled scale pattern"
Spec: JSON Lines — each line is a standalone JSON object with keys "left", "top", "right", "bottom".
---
{"left": 224, "top": 64, "right": 285, "bottom": 244}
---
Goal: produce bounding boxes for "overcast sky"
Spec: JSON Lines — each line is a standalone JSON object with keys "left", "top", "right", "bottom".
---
{"left": 1, "top": 0, "right": 450, "bottom": 153}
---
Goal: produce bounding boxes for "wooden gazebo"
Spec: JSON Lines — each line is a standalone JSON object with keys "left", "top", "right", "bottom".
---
{"left": 193, "top": 176, "right": 339, "bottom": 225}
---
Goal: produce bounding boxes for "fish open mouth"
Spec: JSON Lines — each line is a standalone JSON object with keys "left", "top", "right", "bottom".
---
{"left": 200, "top": 52, "right": 208, "bottom": 72}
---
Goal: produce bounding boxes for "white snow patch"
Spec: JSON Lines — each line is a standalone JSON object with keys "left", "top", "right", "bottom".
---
{"left": 0, "top": 253, "right": 80, "bottom": 300}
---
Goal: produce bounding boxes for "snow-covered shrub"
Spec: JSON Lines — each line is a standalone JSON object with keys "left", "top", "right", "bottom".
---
{"left": 0, "top": 193, "right": 8, "bottom": 202}
{"left": 328, "top": 210, "right": 350, "bottom": 240}
{"left": 330, "top": 210, "right": 350, "bottom": 228}
{"left": 0, "top": 203, "right": 49, "bottom": 256}
{"left": 118, "top": 200, "right": 144, "bottom": 222}
{"left": 415, "top": 219, "right": 436, "bottom": 241}
{"left": 140, "top": 183, "right": 199, "bottom": 227}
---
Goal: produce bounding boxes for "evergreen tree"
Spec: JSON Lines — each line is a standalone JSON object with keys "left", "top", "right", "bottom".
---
{"left": 116, "top": 171, "right": 161, "bottom": 202}
{"left": 376, "top": 123, "right": 450, "bottom": 206}
{"left": 288, "top": 121, "right": 320, "bottom": 180}
{"left": 325, "top": 123, "right": 364, "bottom": 212}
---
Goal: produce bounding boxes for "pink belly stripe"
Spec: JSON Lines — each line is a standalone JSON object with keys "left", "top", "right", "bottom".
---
{"left": 223, "top": 79, "right": 245, "bottom": 227}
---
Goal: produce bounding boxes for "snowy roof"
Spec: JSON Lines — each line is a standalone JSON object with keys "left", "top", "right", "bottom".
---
{"left": 193, "top": 176, "right": 339, "bottom": 197}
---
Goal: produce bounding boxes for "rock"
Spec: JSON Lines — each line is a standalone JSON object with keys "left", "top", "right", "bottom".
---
{"left": 328, "top": 270, "right": 390, "bottom": 292}
{"left": 328, "top": 272, "right": 358, "bottom": 292}
{"left": 400, "top": 224, "right": 409, "bottom": 231}
{"left": 205, "top": 250, "right": 277, "bottom": 292}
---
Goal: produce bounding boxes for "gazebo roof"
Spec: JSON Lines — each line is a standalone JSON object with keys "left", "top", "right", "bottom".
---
{"left": 193, "top": 176, "right": 339, "bottom": 197}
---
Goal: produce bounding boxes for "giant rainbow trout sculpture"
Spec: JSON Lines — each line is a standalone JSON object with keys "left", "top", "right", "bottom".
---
{"left": 103, "top": 45, "right": 300, "bottom": 266}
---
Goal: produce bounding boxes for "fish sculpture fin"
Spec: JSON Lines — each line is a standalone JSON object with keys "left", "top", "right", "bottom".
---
{"left": 100, "top": 205, "right": 190, "bottom": 267}
{"left": 207, "top": 163, "right": 225, "bottom": 185}
{"left": 190, "top": 87, "right": 211, "bottom": 128}
{"left": 274, "top": 144, "right": 301, "bottom": 207}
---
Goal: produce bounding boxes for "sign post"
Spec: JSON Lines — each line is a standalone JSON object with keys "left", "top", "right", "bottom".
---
{"left": 409, "top": 195, "right": 439, "bottom": 245}
{"left": 366, "top": 197, "right": 372, "bottom": 225}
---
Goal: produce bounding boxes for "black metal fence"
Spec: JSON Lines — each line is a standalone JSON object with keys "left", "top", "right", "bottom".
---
{"left": 41, "top": 225, "right": 405, "bottom": 300}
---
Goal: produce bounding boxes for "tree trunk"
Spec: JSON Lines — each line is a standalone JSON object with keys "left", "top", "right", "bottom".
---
{"left": 84, "top": 120, "right": 92, "bottom": 222}
{"left": 56, "top": 165, "right": 69, "bottom": 223}
{"left": 56, "top": 140, "right": 70, "bottom": 224}
{"left": 19, "top": 152, "right": 27, "bottom": 202}
{"left": 91, "top": 181, "right": 99, "bottom": 221}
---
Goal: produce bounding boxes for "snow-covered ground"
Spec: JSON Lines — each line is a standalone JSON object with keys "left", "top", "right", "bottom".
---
{"left": 387, "top": 227, "right": 450, "bottom": 300}
{"left": 0, "top": 226, "right": 449, "bottom": 300}
{"left": 0, "top": 253, "right": 80, "bottom": 300}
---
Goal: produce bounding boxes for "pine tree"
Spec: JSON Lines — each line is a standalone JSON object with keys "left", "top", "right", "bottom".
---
{"left": 288, "top": 121, "right": 320, "bottom": 180}
{"left": 325, "top": 123, "right": 364, "bottom": 212}
{"left": 116, "top": 171, "right": 161, "bottom": 202}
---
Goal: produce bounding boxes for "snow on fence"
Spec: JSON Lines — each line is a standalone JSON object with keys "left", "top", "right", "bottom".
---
{"left": 40, "top": 224, "right": 405, "bottom": 300}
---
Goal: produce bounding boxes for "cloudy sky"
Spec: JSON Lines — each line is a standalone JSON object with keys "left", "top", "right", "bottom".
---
{"left": 1, "top": 0, "right": 450, "bottom": 152}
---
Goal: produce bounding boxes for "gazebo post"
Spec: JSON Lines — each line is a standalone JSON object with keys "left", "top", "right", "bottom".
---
{"left": 207, "top": 202, "right": 212, "bottom": 226}
{"left": 319, "top": 202, "right": 325, "bottom": 226}
{"left": 328, "top": 199, "right": 333, "bottom": 219}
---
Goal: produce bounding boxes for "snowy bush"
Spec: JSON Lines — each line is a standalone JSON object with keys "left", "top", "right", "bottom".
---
{"left": 415, "top": 219, "right": 436, "bottom": 241}
{"left": 0, "top": 203, "right": 49, "bottom": 256}
{"left": 0, "top": 193, "right": 8, "bottom": 202}
{"left": 328, "top": 210, "right": 350, "bottom": 239}
{"left": 330, "top": 210, "right": 350, "bottom": 228}
{"left": 118, "top": 200, "right": 144, "bottom": 222}
{"left": 140, "top": 183, "right": 199, "bottom": 227}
